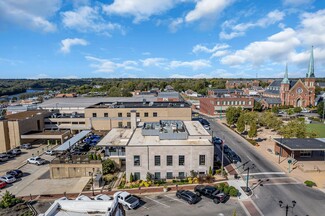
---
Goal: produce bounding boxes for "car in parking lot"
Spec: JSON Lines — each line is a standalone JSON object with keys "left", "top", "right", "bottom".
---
{"left": 0, "top": 180, "right": 7, "bottom": 189}
{"left": 0, "top": 154, "right": 9, "bottom": 162}
{"left": 213, "top": 193, "right": 230, "bottom": 204}
{"left": 0, "top": 175, "right": 16, "bottom": 184}
{"left": 6, "top": 169, "right": 23, "bottom": 178}
{"left": 21, "top": 143, "right": 32, "bottom": 149}
{"left": 45, "top": 150, "right": 56, "bottom": 155}
{"left": 176, "top": 190, "right": 200, "bottom": 205}
{"left": 27, "top": 156, "right": 46, "bottom": 165}
{"left": 116, "top": 191, "right": 140, "bottom": 210}
{"left": 194, "top": 185, "right": 227, "bottom": 204}
{"left": 212, "top": 137, "right": 223, "bottom": 145}
{"left": 5, "top": 151, "right": 16, "bottom": 158}
{"left": 12, "top": 148, "right": 22, "bottom": 155}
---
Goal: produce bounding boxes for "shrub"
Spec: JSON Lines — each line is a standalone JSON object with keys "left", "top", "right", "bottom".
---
{"left": 229, "top": 186, "right": 239, "bottom": 197}
{"left": 97, "top": 154, "right": 102, "bottom": 161}
{"left": 0, "top": 191, "right": 23, "bottom": 209}
{"left": 223, "top": 186, "right": 230, "bottom": 195}
{"left": 146, "top": 172, "right": 152, "bottom": 182}
{"left": 103, "top": 174, "right": 116, "bottom": 183}
{"left": 304, "top": 180, "right": 316, "bottom": 187}
{"left": 208, "top": 166, "right": 213, "bottom": 176}
{"left": 129, "top": 173, "right": 134, "bottom": 183}
{"left": 217, "top": 183, "right": 226, "bottom": 191}
{"left": 102, "top": 159, "right": 116, "bottom": 175}
{"left": 215, "top": 169, "right": 221, "bottom": 175}
{"left": 247, "top": 139, "right": 257, "bottom": 146}
{"left": 190, "top": 170, "right": 198, "bottom": 178}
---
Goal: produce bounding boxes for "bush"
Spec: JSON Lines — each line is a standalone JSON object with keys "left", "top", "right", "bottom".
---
{"left": 0, "top": 191, "right": 23, "bottom": 209}
{"left": 223, "top": 186, "right": 230, "bottom": 195}
{"left": 215, "top": 169, "right": 221, "bottom": 175}
{"left": 130, "top": 173, "right": 134, "bottom": 183}
{"left": 304, "top": 180, "right": 316, "bottom": 187}
{"left": 229, "top": 186, "right": 239, "bottom": 197}
{"left": 102, "top": 159, "right": 116, "bottom": 175}
{"left": 247, "top": 139, "right": 257, "bottom": 146}
{"left": 103, "top": 174, "right": 116, "bottom": 183}
{"left": 217, "top": 183, "right": 226, "bottom": 191}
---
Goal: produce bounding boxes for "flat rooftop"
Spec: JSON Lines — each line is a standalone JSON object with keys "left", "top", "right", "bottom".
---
{"left": 87, "top": 101, "right": 190, "bottom": 109}
{"left": 4, "top": 110, "right": 49, "bottom": 121}
{"left": 274, "top": 138, "right": 325, "bottom": 150}
{"left": 23, "top": 130, "right": 69, "bottom": 135}
{"left": 184, "top": 121, "right": 210, "bottom": 136}
{"left": 97, "top": 128, "right": 133, "bottom": 146}
{"left": 39, "top": 96, "right": 157, "bottom": 109}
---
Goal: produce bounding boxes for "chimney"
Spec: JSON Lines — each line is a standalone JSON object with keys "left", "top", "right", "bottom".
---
{"left": 130, "top": 110, "right": 137, "bottom": 130}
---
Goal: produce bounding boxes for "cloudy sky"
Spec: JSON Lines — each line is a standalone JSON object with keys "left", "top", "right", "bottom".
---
{"left": 0, "top": 0, "right": 324, "bottom": 79}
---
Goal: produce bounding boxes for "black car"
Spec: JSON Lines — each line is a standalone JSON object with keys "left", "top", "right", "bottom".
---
{"left": 176, "top": 190, "right": 200, "bottom": 204}
{"left": 212, "top": 137, "right": 223, "bottom": 145}
{"left": 228, "top": 152, "right": 241, "bottom": 163}
{"left": 6, "top": 169, "right": 23, "bottom": 178}
{"left": 194, "top": 185, "right": 229, "bottom": 204}
{"left": 223, "top": 145, "right": 231, "bottom": 154}
{"left": 5, "top": 151, "right": 16, "bottom": 158}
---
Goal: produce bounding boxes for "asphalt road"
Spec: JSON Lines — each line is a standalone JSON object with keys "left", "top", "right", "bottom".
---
{"left": 201, "top": 116, "right": 325, "bottom": 216}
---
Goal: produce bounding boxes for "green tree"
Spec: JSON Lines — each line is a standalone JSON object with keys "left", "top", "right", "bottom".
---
{"left": 293, "top": 107, "right": 302, "bottom": 113}
{"left": 280, "top": 119, "right": 307, "bottom": 138}
{"left": 0, "top": 191, "right": 22, "bottom": 208}
{"left": 226, "top": 107, "right": 242, "bottom": 125}
{"left": 317, "top": 102, "right": 324, "bottom": 117}
{"left": 208, "top": 166, "right": 213, "bottom": 176}
{"left": 271, "top": 106, "right": 279, "bottom": 113}
{"left": 130, "top": 173, "right": 134, "bottom": 182}
{"left": 253, "top": 101, "right": 262, "bottom": 112}
{"left": 248, "top": 121, "right": 257, "bottom": 138}
{"left": 237, "top": 114, "right": 245, "bottom": 133}
{"left": 97, "top": 154, "right": 102, "bottom": 161}
{"left": 102, "top": 159, "right": 116, "bottom": 175}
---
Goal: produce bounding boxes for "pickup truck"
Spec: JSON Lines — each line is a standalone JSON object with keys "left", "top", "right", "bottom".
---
{"left": 115, "top": 191, "right": 140, "bottom": 210}
{"left": 194, "top": 185, "right": 229, "bottom": 204}
{"left": 27, "top": 156, "right": 46, "bottom": 165}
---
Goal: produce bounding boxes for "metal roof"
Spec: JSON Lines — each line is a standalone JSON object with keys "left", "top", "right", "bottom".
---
{"left": 274, "top": 138, "right": 325, "bottom": 151}
{"left": 55, "top": 130, "right": 91, "bottom": 151}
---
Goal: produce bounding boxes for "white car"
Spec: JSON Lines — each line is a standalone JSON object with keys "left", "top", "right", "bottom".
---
{"left": 203, "top": 124, "right": 210, "bottom": 130}
{"left": 45, "top": 150, "right": 55, "bottom": 155}
{"left": 27, "top": 156, "right": 46, "bottom": 165}
{"left": 95, "top": 194, "right": 113, "bottom": 201}
{"left": 0, "top": 175, "right": 16, "bottom": 184}
{"left": 115, "top": 191, "right": 140, "bottom": 210}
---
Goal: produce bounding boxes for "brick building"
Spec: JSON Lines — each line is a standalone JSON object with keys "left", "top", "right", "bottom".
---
{"left": 225, "top": 80, "right": 260, "bottom": 89}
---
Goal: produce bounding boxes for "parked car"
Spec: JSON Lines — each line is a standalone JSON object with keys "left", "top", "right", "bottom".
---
{"left": 11, "top": 149, "right": 22, "bottom": 155}
{"left": 5, "top": 151, "right": 16, "bottom": 158}
{"left": 116, "top": 191, "right": 140, "bottom": 210}
{"left": 6, "top": 169, "right": 23, "bottom": 178}
{"left": 95, "top": 194, "right": 113, "bottom": 201}
{"left": 0, "top": 154, "right": 9, "bottom": 162}
{"left": 213, "top": 192, "right": 230, "bottom": 204}
{"left": 27, "top": 156, "right": 46, "bottom": 165}
{"left": 212, "top": 137, "right": 223, "bottom": 145}
{"left": 0, "top": 180, "right": 7, "bottom": 189}
{"left": 223, "top": 145, "right": 231, "bottom": 154}
{"left": 45, "top": 150, "right": 56, "bottom": 155}
{"left": 203, "top": 124, "right": 211, "bottom": 130}
{"left": 21, "top": 143, "right": 32, "bottom": 149}
{"left": 176, "top": 190, "right": 200, "bottom": 204}
{"left": 0, "top": 175, "right": 16, "bottom": 184}
{"left": 228, "top": 152, "right": 241, "bottom": 163}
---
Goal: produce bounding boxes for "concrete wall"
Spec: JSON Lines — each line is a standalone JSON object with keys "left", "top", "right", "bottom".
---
{"left": 50, "top": 162, "right": 102, "bottom": 179}
{"left": 125, "top": 144, "right": 214, "bottom": 181}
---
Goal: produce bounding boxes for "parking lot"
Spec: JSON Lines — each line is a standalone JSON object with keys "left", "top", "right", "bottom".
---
{"left": 128, "top": 193, "right": 246, "bottom": 216}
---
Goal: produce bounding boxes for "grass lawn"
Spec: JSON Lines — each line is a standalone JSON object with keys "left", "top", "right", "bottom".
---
{"left": 307, "top": 123, "right": 325, "bottom": 137}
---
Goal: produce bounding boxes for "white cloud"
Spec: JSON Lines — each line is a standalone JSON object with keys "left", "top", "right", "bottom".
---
{"left": 192, "top": 43, "right": 229, "bottom": 54}
{"left": 283, "top": 0, "right": 313, "bottom": 6}
{"left": 220, "top": 10, "right": 285, "bottom": 40}
{"left": 185, "top": 0, "right": 233, "bottom": 23}
{"left": 221, "top": 28, "right": 300, "bottom": 65}
{"left": 61, "top": 6, "right": 124, "bottom": 35}
{"left": 169, "top": 59, "right": 211, "bottom": 70}
{"left": 103, "top": 0, "right": 176, "bottom": 23}
{"left": 141, "top": 58, "right": 167, "bottom": 67}
{"left": 169, "top": 18, "right": 183, "bottom": 32}
{"left": 210, "top": 50, "right": 229, "bottom": 58}
{"left": 85, "top": 56, "right": 141, "bottom": 73}
{"left": 0, "top": 0, "right": 59, "bottom": 32}
{"left": 60, "top": 38, "right": 88, "bottom": 54}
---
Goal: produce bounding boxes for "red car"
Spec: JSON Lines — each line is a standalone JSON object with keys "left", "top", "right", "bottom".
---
{"left": 0, "top": 180, "right": 7, "bottom": 189}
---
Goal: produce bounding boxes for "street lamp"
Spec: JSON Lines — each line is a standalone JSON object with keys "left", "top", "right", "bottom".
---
{"left": 92, "top": 168, "right": 95, "bottom": 196}
{"left": 279, "top": 200, "right": 296, "bottom": 216}
{"left": 244, "top": 163, "right": 255, "bottom": 192}
{"left": 221, "top": 137, "right": 224, "bottom": 177}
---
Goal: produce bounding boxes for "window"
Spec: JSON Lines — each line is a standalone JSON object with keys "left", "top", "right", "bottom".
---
{"left": 92, "top": 113, "right": 97, "bottom": 117}
{"left": 179, "top": 155, "right": 185, "bottom": 166}
{"left": 166, "top": 172, "right": 173, "bottom": 179}
{"left": 127, "top": 112, "right": 131, "bottom": 117}
{"left": 300, "top": 150, "right": 311, "bottom": 157}
{"left": 243, "top": 101, "right": 246, "bottom": 105}
{"left": 118, "top": 113, "right": 122, "bottom": 117}
{"left": 248, "top": 101, "right": 252, "bottom": 105}
{"left": 134, "top": 172, "right": 140, "bottom": 181}
{"left": 154, "top": 172, "right": 161, "bottom": 180}
{"left": 136, "top": 112, "right": 140, "bottom": 117}
{"left": 166, "top": 155, "right": 173, "bottom": 166}
{"left": 153, "top": 112, "right": 158, "bottom": 117}
{"left": 154, "top": 155, "right": 161, "bottom": 166}
{"left": 127, "top": 122, "right": 131, "bottom": 128}
{"left": 223, "top": 101, "right": 226, "bottom": 105}
{"left": 144, "top": 112, "right": 149, "bottom": 117}
{"left": 104, "top": 113, "right": 108, "bottom": 117}
{"left": 134, "top": 155, "right": 140, "bottom": 166}
{"left": 217, "top": 101, "right": 220, "bottom": 105}
{"left": 178, "top": 172, "right": 185, "bottom": 179}
{"left": 199, "top": 155, "right": 206, "bottom": 166}
{"left": 118, "top": 122, "right": 123, "bottom": 128}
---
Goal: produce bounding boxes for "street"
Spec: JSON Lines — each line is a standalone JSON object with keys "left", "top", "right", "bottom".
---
{"left": 206, "top": 116, "right": 325, "bottom": 216}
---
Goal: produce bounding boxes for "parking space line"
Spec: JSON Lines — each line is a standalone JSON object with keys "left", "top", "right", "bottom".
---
{"left": 144, "top": 196, "right": 170, "bottom": 208}
{"left": 164, "top": 195, "right": 187, "bottom": 204}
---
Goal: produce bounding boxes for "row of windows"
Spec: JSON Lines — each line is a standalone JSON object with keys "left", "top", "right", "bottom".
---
{"left": 92, "top": 112, "right": 158, "bottom": 118}
{"left": 216, "top": 100, "right": 252, "bottom": 106}
{"left": 134, "top": 155, "right": 206, "bottom": 166}
{"left": 132, "top": 171, "right": 206, "bottom": 180}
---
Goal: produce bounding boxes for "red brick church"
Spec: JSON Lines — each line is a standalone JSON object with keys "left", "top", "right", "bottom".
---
{"left": 263, "top": 47, "right": 316, "bottom": 108}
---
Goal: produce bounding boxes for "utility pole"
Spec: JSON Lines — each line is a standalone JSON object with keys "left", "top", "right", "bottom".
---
{"left": 221, "top": 138, "right": 224, "bottom": 177}
{"left": 246, "top": 167, "right": 250, "bottom": 192}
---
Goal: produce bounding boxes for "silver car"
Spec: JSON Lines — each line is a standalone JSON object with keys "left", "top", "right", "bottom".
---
{"left": 0, "top": 175, "right": 16, "bottom": 184}
{"left": 0, "top": 154, "right": 9, "bottom": 162}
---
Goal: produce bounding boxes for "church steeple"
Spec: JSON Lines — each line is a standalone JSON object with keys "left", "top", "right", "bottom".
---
{"left": 307, "top": 46, "right": 315, "bottom": 78}
{"left": 281, "top": 63, "right": 290, "bottom": 84}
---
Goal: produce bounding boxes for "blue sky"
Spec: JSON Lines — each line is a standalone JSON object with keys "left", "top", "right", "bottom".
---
{"left": 0, "top": 0, "right": 324, "bottom": 79}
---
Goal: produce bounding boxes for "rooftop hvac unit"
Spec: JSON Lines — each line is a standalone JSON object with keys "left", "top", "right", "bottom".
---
{"left": 149, "top": 102, "right": 154, "bottom": 106}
